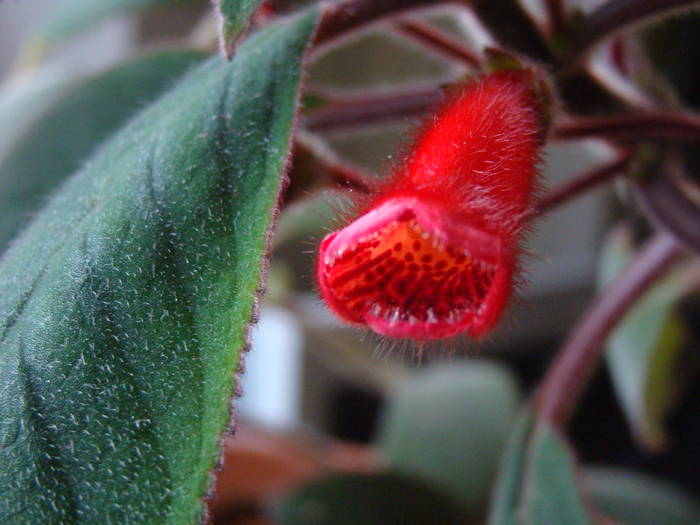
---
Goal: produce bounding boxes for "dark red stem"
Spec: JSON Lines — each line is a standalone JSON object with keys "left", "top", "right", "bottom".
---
{"left": 314, "top": 0, "right": 446, "bottom": 47}
{"left": 290, "top": 136, "right": 374, "bottom": 198}
{"left": 544, "top": 0, "right": 566, "bottom": 35}
{"left": 327, "top": 162, "right": 373, "bottom": 194}
{"left": 303, "top": 88, "right": 442, "bottom": 132}
{"left": 534, "top": 152, "right": 631, "bottom": 216}
{"left": 569, "top": 0, "right": 700, "bottom": 63}
{"left": 635, "top": 160, "right": 700, "bottom": 253}
{"left": 534, "top": 231, "right": 684, "bottom": 427}
{"left": 394, "top": 20, "right": 482, "bottom": 68}
{"left": 554, "top": 112, "right": 700, "bottom": 142}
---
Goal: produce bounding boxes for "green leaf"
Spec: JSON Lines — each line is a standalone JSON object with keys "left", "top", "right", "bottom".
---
{"left": 0, "top": 50, "right": 207, "bottom": 253}
{"left": 599, "top": 226, "right": 688, "bottom": 450}
{"left": 0, "top": 10, "right": 319, "bottom": 525}
{"left": 215, "top": 0, "right": 264, "bottom": 59}
{"left": 273, "top": 471, "right": 468, "bottom": 525}
{"left": 376, "top": 361, "right": 520, "bottom": 520}
{"left": 32, "top": 0, "right": 201, "bottom": 47}
{"left": 521, "top": 424, "right": 592, "bottom": 525}
{"left": 488, "top": 414, "right": 593, "bottom": 525}
{"left": 487, "top": 410, "right": 534, "bottom": 525}
{"left": 586, "top": 467, "right": 700, "bottom": 525}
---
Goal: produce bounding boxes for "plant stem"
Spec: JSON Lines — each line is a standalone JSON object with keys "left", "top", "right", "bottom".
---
{"left": 303, "top": 88, "right": 442, "bottom": 132}
{"left": 287, "top": 135, "right": 373, "bottom": 203}
{"left": 635, "top": 161, "right": 700, "bottom": 253}
{"left": 534, "top": 152, "right": 631, "bottom": 216}
{"left": 554, "top": 112, "right": 700, "bottom": 142}
{"left": 544, "top": 0, "right": 566, "bottom": 35}
{"left": 534, "top": 231, "right": 684, "bottom": 427}
{"left": 314, "top": 0, "right": 446, "bottom": 47}
{"left": 305, "top": 98, "right": 700, "bottom": 142}
{"left": 394, "top": 20, "right": 482, "bottom": 68}
{"left": 325, "top": 161, "right": 373, "bottom": 194}
{"left": 568, "top": 0, "right": 700, "bottom": 65}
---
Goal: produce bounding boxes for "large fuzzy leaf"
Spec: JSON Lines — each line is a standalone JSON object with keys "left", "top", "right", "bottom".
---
{"left": 0, "top": 10, "right": 319, "bottom": 525}
{"left": 0, "top": 50, "right": 206, "bottom": 253}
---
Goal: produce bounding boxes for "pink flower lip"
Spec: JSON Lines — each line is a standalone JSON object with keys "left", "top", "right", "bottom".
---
{"left": 317, "top": 197, "right": 510, "bottom": 340}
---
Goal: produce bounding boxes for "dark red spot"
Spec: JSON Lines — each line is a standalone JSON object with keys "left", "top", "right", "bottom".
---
{"left": 393, "top": 279, "right": 409, "bottom": 295}
{"left": 330, "top": 249, "right": 392, "bottom": 287}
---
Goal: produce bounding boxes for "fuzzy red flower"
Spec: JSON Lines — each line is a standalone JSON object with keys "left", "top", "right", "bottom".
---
{"left": 316, "top": 70, "right": 543, "bottom": 340}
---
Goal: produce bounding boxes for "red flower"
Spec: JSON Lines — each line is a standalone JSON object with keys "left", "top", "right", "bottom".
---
{"left": 316, "top": 70, "right": 543, "bottom": 340}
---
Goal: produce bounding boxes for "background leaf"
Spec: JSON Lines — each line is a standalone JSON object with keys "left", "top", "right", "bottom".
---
{"left": 215, "top": 0, "right": 264, "bottom": 59}
{"left": 0, "top": 50, "right": 206, "bottom": 253}
{"left": 521, "top": 424, "right": 592, "bottom": 525}
{"left": 0, "top": 9, "right": 319, "bottom": 525}
{"left": 487, "top": 410, "right": 533, "bottom": 525}
{"left": 0, "top": 68, "right": 69, "bottom": 162}
{"left": 586, "top": 466, "right": 700, "bottom": 525}
{"left": 488, "top": 413, "right": 593, "bottom": 525}
{"left": 31, "top": 0, "right": 203, "bottom": 48}
{"left": 598, "top": 226, "right": 688, "bottom": 450}
{"left": 376, "top": 361, "right": 520, "bottom": 521}
{"left": 273, "top": 471, "right": 468, "bottom": 525}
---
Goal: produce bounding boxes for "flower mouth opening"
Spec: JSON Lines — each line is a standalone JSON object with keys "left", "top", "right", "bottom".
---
{"left": 318, "top": 203, "right": 503, "bottom": 339}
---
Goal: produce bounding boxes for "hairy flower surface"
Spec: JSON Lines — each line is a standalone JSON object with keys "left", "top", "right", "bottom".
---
{"left": 317, "top": 70, "right": 543, "bottom": 340}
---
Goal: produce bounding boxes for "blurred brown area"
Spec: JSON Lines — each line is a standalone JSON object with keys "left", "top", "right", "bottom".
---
{"left": 207, "top": 423, "right": 381, "bottom": 524}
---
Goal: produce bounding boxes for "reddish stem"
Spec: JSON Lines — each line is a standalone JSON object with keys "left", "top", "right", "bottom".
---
{"left": 394, "top": 20, "right": 482, "bottom": 68}
{"left": 569, "top": 0, "right": 700, "bottom": 64}
{"left": 534, "top": 152, "right": 632, "bottom": 216}
{"left": 554, "top": 112, "right": 700, "bottom": 142}
{"left": 534, "top": 231, "right": 684, "bottom": 427}
{"left": 291, "top": 136, "right": 373, "bottom": 198}
{"left": 635, "top": 160, "right": 700, "bottom": 254}
{"left": 327, "top": 162, "right": 373, "bottom": 194}
{"left": 303, "top": 88, "right": 443, "bottom": 132}
{"left": 303, "top": 78, "right": 700, "bottom": 144}
{"left": 544, "top": 0, "right": 566, "bottom": 35}
{"left": 314, "top": 0, "right": 446, "bottom": 47}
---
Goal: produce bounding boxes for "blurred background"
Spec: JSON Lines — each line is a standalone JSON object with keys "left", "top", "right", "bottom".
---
{"left": 2, "top": 1, "right": 699, "bottom": 524}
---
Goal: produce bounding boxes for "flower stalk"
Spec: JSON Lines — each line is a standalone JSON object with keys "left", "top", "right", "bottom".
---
{"left": 534, "top": 231, "right": 684, "bottom": 427}
{"left": 567, "top": 0, "right": 700, "bottom": 66}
